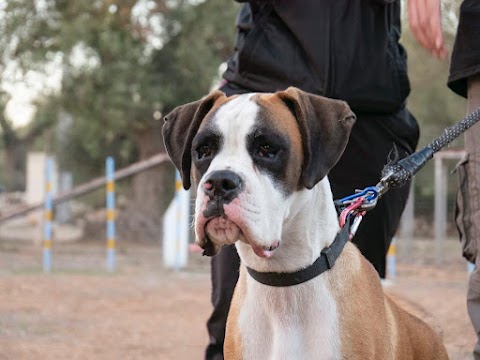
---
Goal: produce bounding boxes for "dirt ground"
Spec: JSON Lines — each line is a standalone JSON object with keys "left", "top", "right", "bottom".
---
{"left": 0, "top": 238, "right": 476, "bottom": 360}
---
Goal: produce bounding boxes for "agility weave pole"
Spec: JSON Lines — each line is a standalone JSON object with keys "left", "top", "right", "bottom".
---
{"left": 106, "top": 157, "right": 116, "bottom": 273}
{"left": 0, "top": 153, "right": 171, "bottom": 272}
{"left": 40, "top": 156, "right": 118, "bottom": 272}
{"left": 43, "top": 157, "right": 54, "bottom": 273}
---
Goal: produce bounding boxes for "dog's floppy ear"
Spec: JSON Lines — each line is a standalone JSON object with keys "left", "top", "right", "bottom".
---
{"left": 277, "top": 87, "right": 356, "bottom": 189}
{"left": 163, "top": 90, "right": 226, "bottom": 189}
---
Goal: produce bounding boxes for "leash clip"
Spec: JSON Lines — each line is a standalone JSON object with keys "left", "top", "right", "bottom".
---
{"left": 339, "top": 197, "right": 363, "bottom": 228}
{"left": 336, "top": 186, "right": 379, "bottom": 212}
{"left": 349, "top": 212, "right": 365, "bottom": 239}
{"left": 338, "top": 192, "right": 372, "bottom": 239}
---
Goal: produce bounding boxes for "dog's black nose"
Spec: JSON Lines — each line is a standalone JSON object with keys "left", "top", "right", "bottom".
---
{"left": 204, "top": 170, "right": 243, "bottom": 201}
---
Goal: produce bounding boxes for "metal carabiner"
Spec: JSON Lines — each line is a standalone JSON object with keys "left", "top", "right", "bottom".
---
{"left": 337, "top": 186, "right": 379, "bottom": 206}
{"left": 339, "top": 197, "right": 363, "bottom": 228}
{"left": 349, "top": 211, "right": 366, "bottom": 239}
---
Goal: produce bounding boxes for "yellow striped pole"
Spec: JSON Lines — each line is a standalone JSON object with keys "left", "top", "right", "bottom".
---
{"left": 43, "top": 157, "right": 54, "bottom": 273}
{"left": 106, "top": 157, "right": 116, "bottom": 272}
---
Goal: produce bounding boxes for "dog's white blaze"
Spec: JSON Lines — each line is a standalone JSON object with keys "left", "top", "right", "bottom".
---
{"left": 207, "top": 94, "right": 257, "bottom": 172}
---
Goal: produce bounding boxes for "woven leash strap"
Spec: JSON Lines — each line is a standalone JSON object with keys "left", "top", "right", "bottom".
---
{"left": 381, "top": 107, "right": 480, "bottom": 189}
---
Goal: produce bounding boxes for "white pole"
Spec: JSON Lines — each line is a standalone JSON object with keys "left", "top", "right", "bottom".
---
{"left": 163, "top": 171, "right": 190, "bottom": 270}
{"left": 468, "top": 262, "right": 475, "bottom": 274}
{"left": 434, "top": 156, "right": 447, "bottom": 264}
{"left": 387, "top": 238, "right": 396, "bottom": 281}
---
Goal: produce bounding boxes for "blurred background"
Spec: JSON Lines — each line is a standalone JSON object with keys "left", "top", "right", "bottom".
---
{"left": 0, "top": 1, "right": 476, "bottom": 359}
{"left": 0, "top": 0, "right": 467, "bottom": 244}
{"left": 0, "top": 0, "right": 239, "bottom": 246}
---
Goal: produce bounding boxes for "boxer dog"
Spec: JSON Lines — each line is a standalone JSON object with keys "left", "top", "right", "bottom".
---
{"left": 162, "top": 87, "right": 448, "bottom": 360}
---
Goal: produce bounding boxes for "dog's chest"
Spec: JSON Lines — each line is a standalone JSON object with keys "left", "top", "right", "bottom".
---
{"left": 238, "top": 277, "right": 341, "bottom": 360}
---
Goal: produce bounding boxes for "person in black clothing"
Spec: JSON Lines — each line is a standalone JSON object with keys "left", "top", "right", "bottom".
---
{"left": 205, "top": 1, "right": 445, "bottom": 358}
{"left": 448, "top": 1, "right": 480, "bottom": 359}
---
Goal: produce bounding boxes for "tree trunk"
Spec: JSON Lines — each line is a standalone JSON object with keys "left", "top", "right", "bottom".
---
{"left": 0, "top": 110, "right": 26, "bottom": 191}
{"left": 117, "top": 122, "right": 175, "bottom": 243}
{"left": 3, "top": 140, "right": 26, "bottom": 191}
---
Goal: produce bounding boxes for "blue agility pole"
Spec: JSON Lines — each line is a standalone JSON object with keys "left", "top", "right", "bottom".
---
{"left": 43, "top": 157, "right": 54, "bottom": 273}
{"left": 106, "top": 157, "right": 116, "bottom": 272}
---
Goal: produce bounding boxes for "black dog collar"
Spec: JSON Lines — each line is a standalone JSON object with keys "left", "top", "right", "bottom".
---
{"left": 246, "top": 222, "right": 351, "bottom": 287}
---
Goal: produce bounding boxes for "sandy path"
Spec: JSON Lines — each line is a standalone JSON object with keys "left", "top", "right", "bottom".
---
{"left": 0, "top": 240, "right": 475, "bottom": 359}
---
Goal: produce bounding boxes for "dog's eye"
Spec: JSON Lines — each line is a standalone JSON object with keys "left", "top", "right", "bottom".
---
{"left": 257, "top": 143, "right": 277, "bottom": 159}
{"left": 196, "top": 144, "right": 213, "bottom": 159}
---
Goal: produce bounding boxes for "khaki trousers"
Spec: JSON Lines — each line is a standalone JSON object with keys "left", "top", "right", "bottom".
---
{"left": 461, "top": 75, "right": 480, "bottom": 360}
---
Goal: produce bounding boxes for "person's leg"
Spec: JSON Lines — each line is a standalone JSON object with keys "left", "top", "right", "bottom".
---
{"left": 465, "top": 74, "right": 480, "bottom": 360}
{"left": 205, "top": 245, "right": 241, "bottom": 360}
{"left": 328, "top": 108, "right": 419, "bottom": 278}
{"left": 468, "top": 260, "right": 480, "bottom": 360}
{"left": 205, "top": 82, "right": 249, "bottom": 360}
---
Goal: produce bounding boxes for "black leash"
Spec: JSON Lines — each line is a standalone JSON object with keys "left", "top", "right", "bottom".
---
{"left": 247, "top": 108, "right": 480, "bottom": 287}
{"left": 380, "top": 107, "right": 480, "bottom": 190}
{"left": 335, "top": 107, "right": 480, "bottom": 236}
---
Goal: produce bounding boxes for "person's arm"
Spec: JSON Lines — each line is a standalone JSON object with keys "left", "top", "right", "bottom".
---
{"left": 407, "top": 0, "right": 448, "bottom": 59}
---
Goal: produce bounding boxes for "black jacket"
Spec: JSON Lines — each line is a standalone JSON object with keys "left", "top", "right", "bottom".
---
{"left": 223, "top": 0, "right": 410, "bottom": 114}
{"left": 448, "top": 0, "right": 480, "bottom": 98}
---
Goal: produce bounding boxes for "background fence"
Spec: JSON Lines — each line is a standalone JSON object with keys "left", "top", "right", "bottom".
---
{"left": 0, "top": 149, "right": 472, "bottom": 276}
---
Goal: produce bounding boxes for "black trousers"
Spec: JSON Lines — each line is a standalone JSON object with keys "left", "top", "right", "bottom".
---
{"left": 205, "top": 82, "right": 419, "bottom": 359}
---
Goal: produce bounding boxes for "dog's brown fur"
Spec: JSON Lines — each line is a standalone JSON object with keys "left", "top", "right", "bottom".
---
{"left": 163, "top": 88, "right": 449, "bottom": 360}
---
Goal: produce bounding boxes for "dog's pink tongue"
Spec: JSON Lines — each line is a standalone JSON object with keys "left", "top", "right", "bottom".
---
{"left": 252, "top": 247, "right": 273, "bottom": 258}
{"left": 251, "top": 240, "right": 279, "bottom": 258}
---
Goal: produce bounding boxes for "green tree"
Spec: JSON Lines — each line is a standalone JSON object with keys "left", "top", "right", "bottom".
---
{"left": 0, "top": 91, "right": 57, "bottom": 190}
{"left": 0, "top": 0, "right": 238, "bottom": 240}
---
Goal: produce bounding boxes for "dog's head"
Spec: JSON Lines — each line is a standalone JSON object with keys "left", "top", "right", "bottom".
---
{"left": 163, "top": 87, "right": 355, "bottom": 257}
